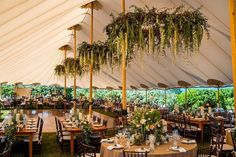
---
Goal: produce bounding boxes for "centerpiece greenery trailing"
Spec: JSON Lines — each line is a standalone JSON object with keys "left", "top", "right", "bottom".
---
{"left": 55, "top": 5, "right": 209, "bottom": 77}
{"left": 4, "top": 123, "right": 17, "bottom": 143}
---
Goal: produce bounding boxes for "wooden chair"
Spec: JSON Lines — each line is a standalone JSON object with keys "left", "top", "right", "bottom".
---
{"left": 123, "top": 150, "right": 148, "bottom": 157}
{"left": 93, "top": 116, "right": 97, "bottom": 122}
{"left": 55, "top": 117, "right": 59, "bottom": 142}
{"left": 0, "top": 142, "right": 12, "bottom": 157}
{"left": 23, "top": 119, "right": 44, "bottom": 154}
{"left": 97, "top": 117, "right": 101, "bottom": 124}
{"left": 197, "top": 146, "right": 215, "bottom": 157}
{"left": 184, "top": 116, "right": 201, "bottom": 140}
{"left": 210, "top": 134, "right": 234, "bottom": 157}
{"left": 102, "top": 120, "right": 107, "bottom": 127}
{"left": 82, "top": 143, "right": 100, "bottom": 157}
{"left": 231, "top": 130, "right": 236, "bottom": 151}
{"left": 58, "top": 120, "right": 74, "bottom": 152}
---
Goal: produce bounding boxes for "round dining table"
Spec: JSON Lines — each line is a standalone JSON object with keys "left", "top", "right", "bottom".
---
{"left": 100, "top": 137, "right": 197, "bottom": 157}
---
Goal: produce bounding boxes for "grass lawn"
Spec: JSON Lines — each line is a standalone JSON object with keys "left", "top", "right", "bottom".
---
{"left": 12, "top": 133, "right": 72, "bottom": 157}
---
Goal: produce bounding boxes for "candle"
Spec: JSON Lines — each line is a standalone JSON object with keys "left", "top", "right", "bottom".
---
{"left": 71, "top": 109, "right": 75, "bottom": 116}
{"left": 20, "top": 109, "right": 23, "bottom": 115}
{"left": 134, "top": 106, "right": 137, "bottom": 111}
{"left": 16, "top": 113, "right": 20, "bottom": 123}
{"left": 77, "top": 109, "right": 80, "bottom": 114}
{"left": 127, "top": 107, "right": 130, "bottom": 113}
{"left": 162, "top": 120, "right": 167, "bottom": 132}
{"left": 208, "top": 107, "right": 212, "bottom": 114}
{"left": 8, "top": 117, "right": 12, "bottom": 124}
{"left": 200, "top": 106, "right": 204, "bottom": 113}
{"left": 79, "top": 112, "right": 83, "bottom": 120}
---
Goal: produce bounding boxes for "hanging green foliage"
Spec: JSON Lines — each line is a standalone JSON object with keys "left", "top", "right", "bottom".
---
{"left": 54, "top": 64, "right": 65, "bottom": 77}
{"left": 55, "top": 5, "right": 209, "bottom": 77}
{"left": 54, "top": 58, "right": 83, "bottom": 77}
{"left": 105, "top": 5, "right": 209, "bottom": 58}
{"left": 77, "top": 41, "right": 121, "bottom": 73}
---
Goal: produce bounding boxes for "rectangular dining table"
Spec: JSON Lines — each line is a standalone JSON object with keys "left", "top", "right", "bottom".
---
{"left": 0, "top": 129, "right": 36, "bottom": 157}
{"left": 189, "top": 118, "right": 210, "bottom": 141}
{"left": 59, "top": 119, "right": 107, "bottom": 156}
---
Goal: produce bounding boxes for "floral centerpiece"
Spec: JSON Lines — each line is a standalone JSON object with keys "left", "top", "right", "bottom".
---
{"left": 129, "top": 108, "right": 167, "bottom": 145}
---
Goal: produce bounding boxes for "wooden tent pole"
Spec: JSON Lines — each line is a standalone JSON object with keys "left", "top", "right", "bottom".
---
{"left": 73, "top": 26, "right": 77, "bottom": 111}
{"left": 229, "top": 0, "right": 236, "bottom": 125}
{"left": 217, "top": 85, "right": 220, "bottom": 108}
{"left": 185, "top": 88, "right": 188, "bottom": 109}
{"left": 121, "top": 0, "right": 127, "bottom": 111}
{"left": 146, "top": 88, "right": 148, "bottom": 104}
{"left": 164, "top": 88, "right": 167, "bottom": 106}
{"left": 64, "top": 48, "right": 67, "bottom": 98}
{"left": 89, "top": 2, "right": 94, "bottom": 117}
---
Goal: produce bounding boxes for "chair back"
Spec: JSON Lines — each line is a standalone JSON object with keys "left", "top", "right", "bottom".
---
{"left": 36, "top": 116, "right": 40, "bottom": 128}
{"left": 82, "top": 143, "right": 96, "bottom": 157}
{"left": 93, "top": 116, "right": 97, "bottom": 122}
{"left": 123, "top": 150, "right": 148, "bottom": 157}
{"left": 210, "top": 134, "right": 224, "bottom": 156}
{"left": 231, "top": 130, "right": 236, "bottom": 151}
{"left": 38, "top": 119, "right": 44, "bottom": 140}
{"left": 102, "top": 120, "right": 107, "bottom": 127}
{"left": 197, "top": 146, "right": 211, "bottom": 157}
{"left": 97, "top": 118, "right": 101, "bottom": 124}
{"left": 58, "top": 120, "right": 63, "bottom": 138}
{"left": 55, "top": 117, "right": 58, "bottom": 135}
{"left": 0, "top": 142, "right": 12, "bottom": 157}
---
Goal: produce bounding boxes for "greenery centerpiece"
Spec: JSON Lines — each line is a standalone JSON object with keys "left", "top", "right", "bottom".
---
{"left": 129, "top": 108, "right": 166, "bottom": 145}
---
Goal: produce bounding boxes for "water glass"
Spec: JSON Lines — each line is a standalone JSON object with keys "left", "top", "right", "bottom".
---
{"left": 114, "top": 137, "right": 118, "bottom": 145}
{"left": 126, "top": 139, "right": 130, "bottom": 149}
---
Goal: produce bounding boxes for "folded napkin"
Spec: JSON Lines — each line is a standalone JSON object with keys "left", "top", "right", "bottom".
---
{"left": 181, "top": 139, "right": 196, "bottom": 144}
{"left": 93, "top": 124, "right": 103, "bottom": 127}
{"left": 26, "top": 127, "right": 37, "bottom": 130}
{"left": 135, "top": 148, "right": 150, "bottom": 152}
{"left": 170, "top": 146, "right": 186, "bottom": 152}
{"left": 101, "top": 138, "right": 114, "bottom": 143}
{"left": 107, "top": 144, "right": 124, "bottom": 150}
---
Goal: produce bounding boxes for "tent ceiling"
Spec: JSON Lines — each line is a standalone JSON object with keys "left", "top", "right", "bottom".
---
{"left": 0, "top": 0, "right": 232, "bottom": 89}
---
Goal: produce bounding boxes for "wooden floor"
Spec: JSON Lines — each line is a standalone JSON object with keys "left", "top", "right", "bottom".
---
{"left": 24, "top": 109, "right": 65, "bottom": 133}
{"left": 22, "top": 109, "right": 115, "bottom": 133}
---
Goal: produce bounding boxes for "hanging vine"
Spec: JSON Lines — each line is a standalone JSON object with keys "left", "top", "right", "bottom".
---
{"left": 55, "top": 5, "right": 209, "bottom": 77}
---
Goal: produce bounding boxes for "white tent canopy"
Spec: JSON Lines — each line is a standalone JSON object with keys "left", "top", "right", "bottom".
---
{"left": 0, "top": 0, "right": 232, "bottom": 89}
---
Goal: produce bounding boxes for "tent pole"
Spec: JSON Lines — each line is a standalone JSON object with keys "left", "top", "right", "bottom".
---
{"left": 73, "top": 26, "right": 77, "bottom": 111}
{"left": 217, "top": 85, "right": 220, "bottom": 108}
{"left": 146, "top": 88, "right": 147, "bottom": 104}
{"left": 64, "top": 48, "right": 67, "bottom": 98}
{"left": 185, "top": 88, "right": 187, "bottom": 109}
{"left": 121, "top": 0, "right": 127, "bottom": 111}
{"left": 164, "top": 88, "right": 167, "bottom": 106}
{"left": 89, "top": 2, "right": 94, "bottom": 117}
{"left": 229, "top": 0, "right": 236, "bottom": 125}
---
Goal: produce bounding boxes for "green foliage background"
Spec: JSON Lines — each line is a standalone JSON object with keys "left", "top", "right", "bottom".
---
{"left": 0, "top": 85, "right": 234, "bottom": 110}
